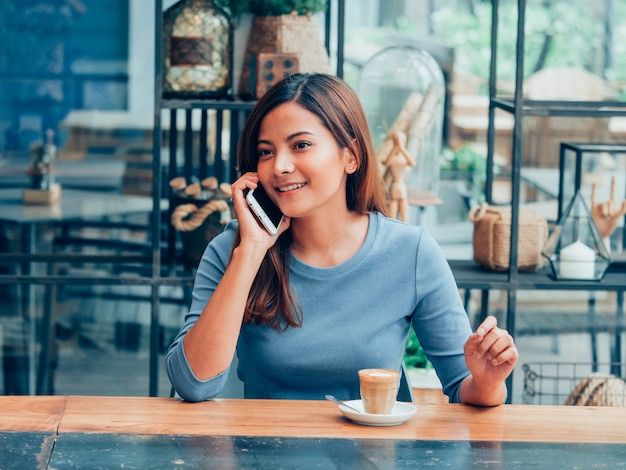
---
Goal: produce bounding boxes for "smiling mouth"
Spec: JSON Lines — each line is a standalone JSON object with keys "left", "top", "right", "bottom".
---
{"left": 277, "top": 183, "right": 306, "bottom": 192}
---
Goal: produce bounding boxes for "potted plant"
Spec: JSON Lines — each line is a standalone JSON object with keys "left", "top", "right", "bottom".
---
{"left": 440, "top": 143, "right": 489, "bottom": 210}
{"left": 404, "top": 329, "right": 441, "bottom": 392}
{"left": 217, "top": 0, "right": 330, "bottom": 98}
{"left": 404, "top": 329, "right": 432, "bottom": 371}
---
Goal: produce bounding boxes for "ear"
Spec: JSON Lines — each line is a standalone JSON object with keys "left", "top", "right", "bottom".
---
{"left": 344, "top": 146, "right": 358, "bottom": 174}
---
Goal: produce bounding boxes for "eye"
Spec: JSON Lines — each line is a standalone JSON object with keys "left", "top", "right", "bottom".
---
{"left": 257, "top": 148, "right": 274, "bottom": 160}
{"left": 294, "top": 141, "right": 311, "bottom": 150}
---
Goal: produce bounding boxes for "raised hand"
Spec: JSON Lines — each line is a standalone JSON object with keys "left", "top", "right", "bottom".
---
{"left": 464, "top": 315, "right": 518, "bottom": 389}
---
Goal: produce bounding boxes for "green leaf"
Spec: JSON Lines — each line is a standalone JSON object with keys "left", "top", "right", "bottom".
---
{"left": 219, "top": 0, "right": 327, "bottom": 19}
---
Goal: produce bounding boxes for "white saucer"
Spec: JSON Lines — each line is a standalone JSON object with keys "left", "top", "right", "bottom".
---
{"left": 337, "top": 400, "right": 417, "bottom": 426}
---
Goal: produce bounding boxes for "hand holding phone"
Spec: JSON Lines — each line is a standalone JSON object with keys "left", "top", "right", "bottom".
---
{"left": 245, "top": 184, "right": 284, "bottom": 235}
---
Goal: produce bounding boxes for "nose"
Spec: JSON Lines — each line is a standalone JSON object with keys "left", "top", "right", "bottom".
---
{"left": 272, "top": 147, "right": 295, "bottom": 175}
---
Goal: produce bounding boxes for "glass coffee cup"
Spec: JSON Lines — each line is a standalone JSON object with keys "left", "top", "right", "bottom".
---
{"left": 358, "top": 368, "right": 400, "bottom": 414}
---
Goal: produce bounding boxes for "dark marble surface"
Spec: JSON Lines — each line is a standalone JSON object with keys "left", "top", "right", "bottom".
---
{"left": 39, "top": 433, "right": 626, "bottom": 469}
{"left": 0, "top": 432, "right": 55, "bottom": 470}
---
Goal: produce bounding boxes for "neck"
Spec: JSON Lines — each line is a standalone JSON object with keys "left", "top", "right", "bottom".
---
{"left": 290, "top": 212, "right": 369, "bottom": 267}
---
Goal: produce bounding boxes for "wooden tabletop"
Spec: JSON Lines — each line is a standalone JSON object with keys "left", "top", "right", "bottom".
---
{"left": 2, "top": 396, "right": 625, "bottom": 444}
{"left": 0, "top": 395, "right": 66, "bottom": 432}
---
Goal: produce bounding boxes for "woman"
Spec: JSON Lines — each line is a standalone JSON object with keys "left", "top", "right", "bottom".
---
{"left": 166, "top": 73, "right": 518, "bottom": 405}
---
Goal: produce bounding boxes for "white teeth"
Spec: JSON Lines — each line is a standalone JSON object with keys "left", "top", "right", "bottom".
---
{"left": 278, "top": 183, "right": 304, "bottom": 192}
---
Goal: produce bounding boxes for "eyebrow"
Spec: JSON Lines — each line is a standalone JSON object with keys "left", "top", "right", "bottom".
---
{"left": 257, "top": 131, "right": 315, "bottom": 146}
{"left": 286, "top": 131, "right": 315, "bottom": 141}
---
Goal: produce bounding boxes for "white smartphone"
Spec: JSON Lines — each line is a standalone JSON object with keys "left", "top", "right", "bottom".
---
{"left": 245, "top": 184, "right": 284, "bottom": 235}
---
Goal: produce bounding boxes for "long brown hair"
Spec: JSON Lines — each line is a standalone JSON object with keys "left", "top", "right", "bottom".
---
{"left": 236, "top": 73, "right": 388, "bottom": 329}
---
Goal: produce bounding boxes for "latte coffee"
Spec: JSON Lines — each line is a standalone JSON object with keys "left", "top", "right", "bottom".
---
{"left": 358, "top": 368, "right": 400, "bottom": 414}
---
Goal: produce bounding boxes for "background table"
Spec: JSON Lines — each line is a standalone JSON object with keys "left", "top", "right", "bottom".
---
{"left": 0, "top": 188, "right": 155, "bottom": 226}
{"left": 0, "top": 158, "right": 127, "bottom": 192}
{"left": 0, "top": 189, "right": 158, "bottom": 395}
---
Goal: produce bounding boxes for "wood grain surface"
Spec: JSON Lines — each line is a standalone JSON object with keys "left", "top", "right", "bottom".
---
{"left": 0, "top": 396, "right": 66, "bottom": 432}
{"left": 3, "top": 396, "right": 611, "bottom": 444}
{"left": 1, "top": 396, "right": 624, "bottom": 443}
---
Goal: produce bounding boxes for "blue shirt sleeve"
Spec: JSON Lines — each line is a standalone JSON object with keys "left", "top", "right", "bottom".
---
{"left": 165, "top": 221, "right": 237, "bottom": 402}
{"left": 410, "top": 228, "right": 472, "bottom": 403}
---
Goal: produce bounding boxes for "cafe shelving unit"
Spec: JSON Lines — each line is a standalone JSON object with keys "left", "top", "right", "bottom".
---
{"left": 457, "top": 0, "right": 626, "bottom": 394}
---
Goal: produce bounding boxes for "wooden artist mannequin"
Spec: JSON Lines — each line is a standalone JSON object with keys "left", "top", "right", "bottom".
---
{"left": 382, "top": 131, "right": 415, "bottom": 222}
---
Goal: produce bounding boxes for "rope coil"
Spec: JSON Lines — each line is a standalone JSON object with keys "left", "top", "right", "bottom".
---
{"left": 171, "top": 199, "right": 230, "bottom": 231}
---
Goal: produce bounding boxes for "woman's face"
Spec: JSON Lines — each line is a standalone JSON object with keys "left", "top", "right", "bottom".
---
{"left": 256, "top": 102, "right": 356, "bottom": 220}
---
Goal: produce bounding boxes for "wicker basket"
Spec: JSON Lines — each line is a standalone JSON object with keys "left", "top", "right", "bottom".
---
{"left": 564, "top": 372, "right": 626, "bottom": 406}
{"left": 523, "top": 362, "right": 626, "bottom": 406}
{"left": 469, "top": 203, "right": 548, "bottom": 272}
{"left": 238, "top": 13, "right": 330, "bottom": 99}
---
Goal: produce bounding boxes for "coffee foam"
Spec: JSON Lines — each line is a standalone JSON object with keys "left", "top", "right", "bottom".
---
{"left": 360, "top": 369, "right": 398, "bottom": 378}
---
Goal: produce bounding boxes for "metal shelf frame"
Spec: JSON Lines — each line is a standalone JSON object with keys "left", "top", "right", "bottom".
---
{"left": 474, "top": 0, "right": 626, "bottom": 399}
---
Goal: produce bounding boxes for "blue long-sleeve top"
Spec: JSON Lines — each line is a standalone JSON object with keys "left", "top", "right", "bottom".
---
{"left": 166, "top": 212, "right": 472, "bottom": 402}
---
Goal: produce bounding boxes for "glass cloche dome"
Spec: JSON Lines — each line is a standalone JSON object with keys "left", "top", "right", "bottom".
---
{"left": 358, "top": 45, "right": 445, "bottom": 223}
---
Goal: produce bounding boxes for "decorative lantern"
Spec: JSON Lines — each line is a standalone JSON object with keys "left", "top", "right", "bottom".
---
{"left": 542, "top": 191, "right": 611, "bottom": 281}
{"left": 163, "top": 0, "right": 233, "bottom": 99}
{"left": 357, "top": 45, "right": 445, "bottom": 223}
{"left": 557, "top": 142, "right": 626, "bottom": 220}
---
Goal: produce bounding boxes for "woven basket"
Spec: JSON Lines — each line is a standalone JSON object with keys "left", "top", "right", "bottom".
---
{"left": 238, "top": 13, "right": 330, "bottom": 98}
{"left": 469, "top": 204, "right": 548, "bottom": 272}
{"left": 564, "top": 373, "right": 626, "bottom": 406}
